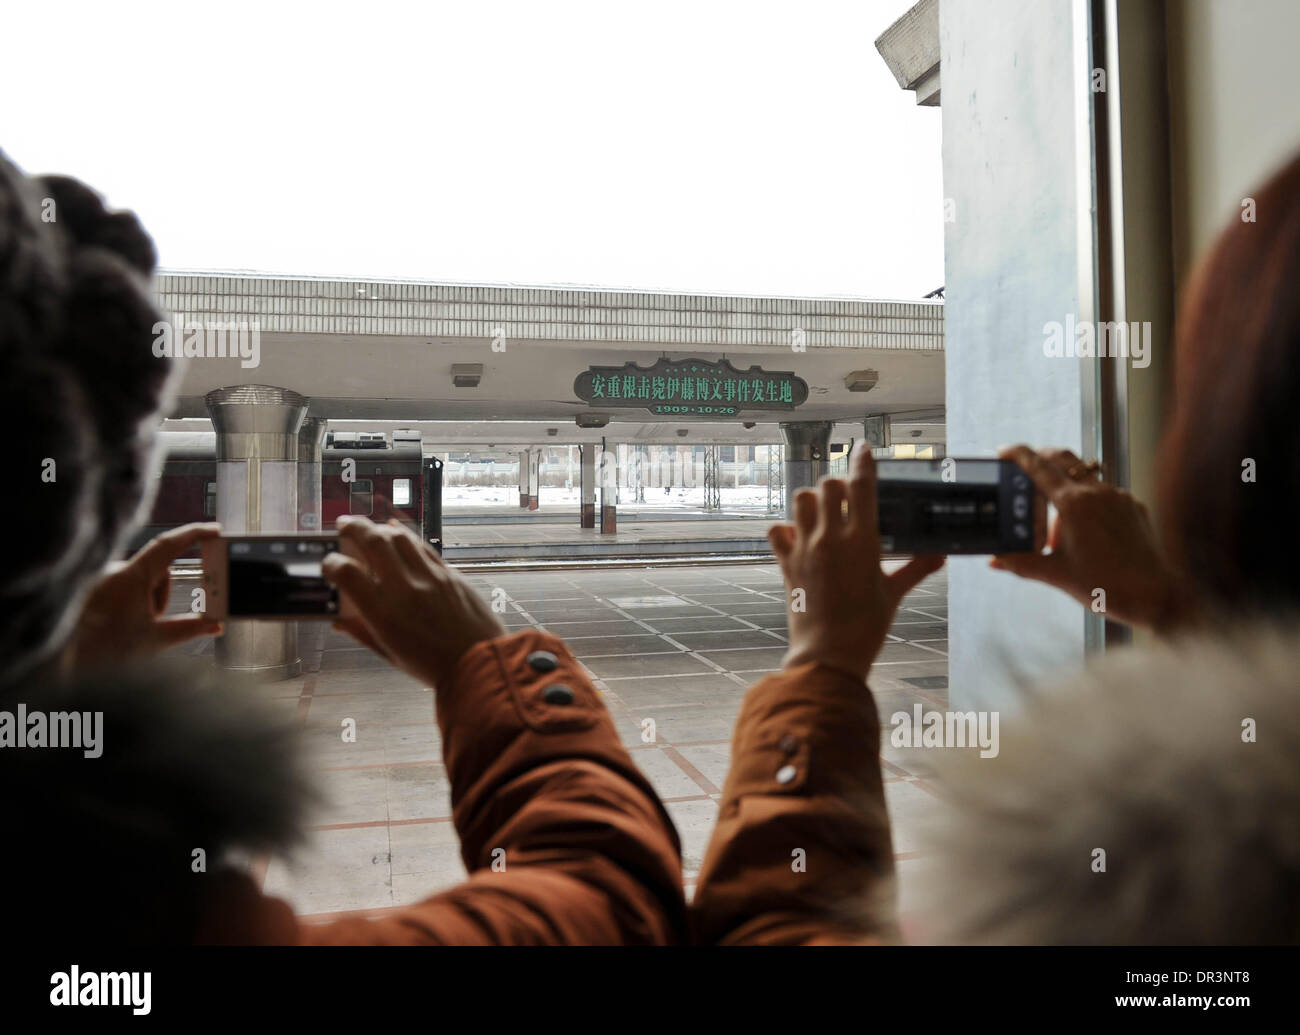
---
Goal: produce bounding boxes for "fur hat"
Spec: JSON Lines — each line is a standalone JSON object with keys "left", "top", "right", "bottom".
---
{"left": 922, "top": 623, "right": 1300, "bottom": 944}
{"left": 0, "top": 151, "right": 180, "bottom": 685}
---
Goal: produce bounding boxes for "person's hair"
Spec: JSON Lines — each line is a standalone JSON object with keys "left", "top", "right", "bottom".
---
{"left": 1158, "top": 149, "right": 1300, "bottom": 614}
{"left": 0, "top": 151, "right": 178, "bottom": 685}
{"left": 922, "top": 624, "right": 1300, "bottom": 944}
{"left": 0, "top": 662, "right": 314, "bottom": 943}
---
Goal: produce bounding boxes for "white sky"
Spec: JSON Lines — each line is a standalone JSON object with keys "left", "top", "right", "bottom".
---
{"left": 3, "top": 0, "right": 943, "bottom": 299}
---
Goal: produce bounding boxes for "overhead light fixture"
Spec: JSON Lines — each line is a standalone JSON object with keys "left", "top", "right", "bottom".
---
{"left": 676, "top": 429, "right": 689, "bottom": 437}
{"left": 547, "top": 428, "right": 558, "bottom": 436}
{"left": 742, "top": 421, "right": 756, "bottom": 429}
{"left": 452, "top": 363, "right": 484, "bottom": 388}
{"left": 844, "top": 369, "right": 879, "bottom": 393}
{"left": 576, "top": 413, "right": 609, "bottom": 429}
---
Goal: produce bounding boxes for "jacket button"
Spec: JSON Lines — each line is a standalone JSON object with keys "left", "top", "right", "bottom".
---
{"left": 541, "top": 683, "right": 575, "bottom": 705}
{"left": 775, "top": 764, "right": 798, "bottom": 785}
{"left": 527, "top": 650, "right": 559, "bottom": 672}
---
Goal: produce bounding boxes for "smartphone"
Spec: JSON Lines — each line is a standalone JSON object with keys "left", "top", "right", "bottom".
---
{"left": 875, "top": 458, "right": 1042, "bottom": 555}
{"left": 200, "top": 534, "right": 357, "bottom": 620}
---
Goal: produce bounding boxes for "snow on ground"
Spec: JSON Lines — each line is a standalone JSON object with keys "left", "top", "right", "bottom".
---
{"left": 442, "top": 484, "right": 779, "bottom": 511}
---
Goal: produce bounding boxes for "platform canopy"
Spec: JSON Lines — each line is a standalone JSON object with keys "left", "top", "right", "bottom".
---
{"left": 156, "top": 272, "right": 944, "bottom": 427}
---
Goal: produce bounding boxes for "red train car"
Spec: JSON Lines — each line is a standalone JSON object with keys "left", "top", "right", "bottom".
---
{"left": 133, "top": 428, "right": 432, "bottom": 554}
{"left": 130, "top": 431, "right": 217, "bottom": 552}
{"left": 321, "top": 430, "right": 422, "bottom": 533}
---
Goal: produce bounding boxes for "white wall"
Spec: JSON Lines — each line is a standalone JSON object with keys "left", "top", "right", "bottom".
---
{"left": 1167, "top": 0, "right": 1300, "bottom": 281}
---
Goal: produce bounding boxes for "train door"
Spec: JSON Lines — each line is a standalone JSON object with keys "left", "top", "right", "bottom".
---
{"left": 423, "top": 456, "right": 443, "bottom": 554}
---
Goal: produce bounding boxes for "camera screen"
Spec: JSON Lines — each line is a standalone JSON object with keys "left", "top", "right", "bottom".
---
{"left": 875, "top": 459, "right": 1025, "bottom": 554}
{"left": 878, "top": 484, "right": 999, "bottom": 539}
{"left": 228, "top": 538, "right": 340, "bottom": 616}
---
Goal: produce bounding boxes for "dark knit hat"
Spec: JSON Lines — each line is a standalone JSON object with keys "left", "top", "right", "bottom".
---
{"left": 0, "top": 151, "right": 178, "bottom": 684}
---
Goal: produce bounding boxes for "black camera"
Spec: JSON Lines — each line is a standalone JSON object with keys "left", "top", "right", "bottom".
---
{"left": 875, "top": 458, "right": 1040, "bottom": 555}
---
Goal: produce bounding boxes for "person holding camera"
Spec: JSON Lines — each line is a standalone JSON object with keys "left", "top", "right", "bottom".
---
{"left": 1, "top": 152, "right": 687, "bottom": 946}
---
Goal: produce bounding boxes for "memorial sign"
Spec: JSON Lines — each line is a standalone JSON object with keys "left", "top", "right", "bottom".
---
{"left": 573, "top": 357, "right": 808, "bottom": 417}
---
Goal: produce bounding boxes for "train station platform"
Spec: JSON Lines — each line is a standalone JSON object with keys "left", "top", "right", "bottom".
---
{"left": 442, "top": 514, "right": 777, "bottom": 563}
{"left": 166, "top": 560, "right": 949, "bottom": 934}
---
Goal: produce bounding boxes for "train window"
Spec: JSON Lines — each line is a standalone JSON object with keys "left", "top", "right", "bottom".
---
{"left": 349, "top": 478, "right": 373, "bottom": 515}
{"left": 392, "top": 477, "right": 412, "bottom": 507}
{"left": 204, "top": 481, "right": 216, "bottom": 518}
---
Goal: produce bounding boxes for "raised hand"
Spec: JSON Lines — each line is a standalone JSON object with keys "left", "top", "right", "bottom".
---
{"left": 71, "top": 522, "right": 224, "bottom": 668}
{"left": 990, "top": 445, "right": 1194, "bottom": 633}
{"left": 768, "top": 446, "right": 944, "bottom": 682}
{"left": 322, "top": 517, "right": 505, "bottom": 691}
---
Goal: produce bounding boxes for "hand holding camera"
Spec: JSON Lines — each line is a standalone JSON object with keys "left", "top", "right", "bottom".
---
{"left": 989, "top": 445, "right": 1194, "bottom": 633}
{"left": 770, "top": 447, "right": 945, "bottom": 682}
{"left": 71, "top": 522, "right": 225, "bottom": 669}
{"left": 321, "top": 517, "right": 506, "bottom": 692}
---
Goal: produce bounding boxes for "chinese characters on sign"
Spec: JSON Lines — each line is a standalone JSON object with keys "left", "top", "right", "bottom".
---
{"left": 573, "top": 358, "right": 809, "bottom": 416}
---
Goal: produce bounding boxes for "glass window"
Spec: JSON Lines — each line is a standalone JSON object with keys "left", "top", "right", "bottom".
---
{"left": 392, "top": 477, "right": 412, "bottom": 507}
{"left": 204, "top": 481, "right": 216, "bottom": 518}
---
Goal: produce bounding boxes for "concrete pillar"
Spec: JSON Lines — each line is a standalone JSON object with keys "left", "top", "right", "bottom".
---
{"left": 942, "top": 0, "right": 1091, "bottom": 709}
{"left": 297, "top": 417, "right": 327, "bottom": 531}
{"left": 526, "top": 448, "right": 540, "bottom": 510}
{"left": 205, "top": 385, "right": 308, "bottom": 681}
{"left": 579, "top": 444, "right": 596, "bottom": 528}
{"left": 863, "top": 414, "right": 891, "bottom": 451}
{"left": 599, "top": 442, "right": 617, "bottom": 534}
{"left": 294, "top": 416, "right": 327, "bottom": 655}
{"left": 518, "top": 449, "right": 530, "bottom": 508}
{"left": 779, "top": 421, "right": 834, "bottom": 517}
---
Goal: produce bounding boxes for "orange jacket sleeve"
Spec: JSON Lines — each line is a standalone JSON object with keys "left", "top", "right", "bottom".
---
{"left": 688, "top": 663, "right": 898, "bottom": 946}
{"left": 197, "top": 630, "right": 686, "bottom": 945}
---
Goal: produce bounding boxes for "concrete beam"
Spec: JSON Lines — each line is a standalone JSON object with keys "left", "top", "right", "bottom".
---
{"left": 875, "top": 0, "right": 942, "bottom": 107}
{"left": 162, "top": 417, "right": 948, "bottom": 449}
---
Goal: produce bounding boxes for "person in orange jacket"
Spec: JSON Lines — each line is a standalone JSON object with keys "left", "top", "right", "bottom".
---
{"left": 0, "top": 150, "right": 690, "bottom": 946}
{"left": 0, "top": 134, "right": 939, "bottom": 942}
{"left": 199, "top": 514, "right": 693, "bottom": 945}
{"left": 137, "top": 453, "right": 938, "bottom": 946}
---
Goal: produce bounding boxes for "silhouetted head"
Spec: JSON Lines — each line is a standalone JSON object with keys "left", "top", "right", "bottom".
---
{"left": 1158, "top": 150, "right": 1300, "bottom": 615}
{"left": 0, "top": 152, "right": 176, "bottom": 685}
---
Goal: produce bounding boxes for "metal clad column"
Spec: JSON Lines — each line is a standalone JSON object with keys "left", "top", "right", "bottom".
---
{"left": 294, "top": 416, "right": 327, "bottom": 661}
{"left": 206, "top": 385, "right": 309, "bottom": 680}
{"left": 599, "top": 440, "right": 617, "bottom": 534}
{"left": 779, "top": 421, "right": 834, "bottom": 518}
{"left": 579, "top": 444, "right": 596, "bottom": 528}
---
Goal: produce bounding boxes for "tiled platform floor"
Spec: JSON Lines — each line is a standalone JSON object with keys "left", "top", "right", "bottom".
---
{"left": 171, "top": 561, "right": 949, "bottom": 935}
{"left": 443, "top": 516, "right": 771, "bottom": 548}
